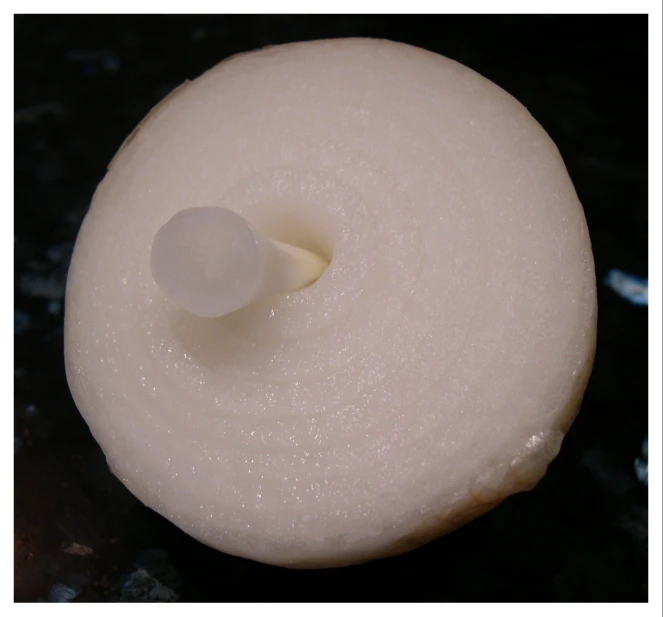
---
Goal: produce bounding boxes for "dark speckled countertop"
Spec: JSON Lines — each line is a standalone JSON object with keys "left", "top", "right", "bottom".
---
{"left": 14, "top": 15, "right": 648, "bottom": 602}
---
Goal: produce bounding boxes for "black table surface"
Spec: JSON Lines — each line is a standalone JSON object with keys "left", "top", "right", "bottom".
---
{"left": 14, "top": 15, "right": 648, "bottom": 602}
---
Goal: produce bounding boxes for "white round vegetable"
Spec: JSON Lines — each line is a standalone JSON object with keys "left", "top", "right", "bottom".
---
{"left": 64, "top": 38, "right": 596, "bottom": 568}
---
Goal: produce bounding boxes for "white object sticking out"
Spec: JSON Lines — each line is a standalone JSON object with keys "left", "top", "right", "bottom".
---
{"left": 150, "top": 207, "right": 328, "bottom": 318}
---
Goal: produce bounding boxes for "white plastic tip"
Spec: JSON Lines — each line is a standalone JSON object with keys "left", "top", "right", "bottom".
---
{"left": 150, "top": 207, "right": 328, "bottom": 318}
